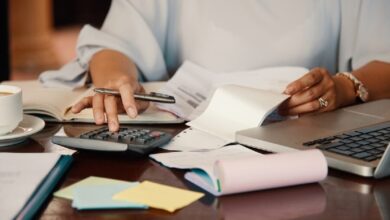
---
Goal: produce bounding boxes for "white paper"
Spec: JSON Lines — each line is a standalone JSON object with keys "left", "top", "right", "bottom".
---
{"left": 157, "top": 62, "right": 217, "bottom": 119}
{"left": 0, "top": 153, "right": 61, "bottom": 220}
{"left": 151, "top": 145, "right": 260, "bottom": 189}
{"left": 188, "top": 85, "right": 289, "bottom": 142}
{"left": 46, "top": 127, "right": 77, "bottom": 155}
{"left": 152, "top": 144, "right": 259, "bottom": 169}
{"left": 157, "top": 61, "right": 308, "bottom": 120}
{"left": 161, "top": 127, "right": 229, "bottom": 151}
{"left": 157, "top": 61, "right": 307, "bottom": 151}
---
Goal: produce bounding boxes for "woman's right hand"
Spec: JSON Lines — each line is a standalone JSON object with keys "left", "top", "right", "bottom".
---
{"left": 71, "top": 74, "right": 149, "bottom": 132}
{"left": 70, "top": 49, "right": 150, "bottom": 132}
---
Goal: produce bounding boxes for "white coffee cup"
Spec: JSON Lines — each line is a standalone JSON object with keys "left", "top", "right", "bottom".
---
{"left": 0, "top": 85, "right": 23, "bottom": 135}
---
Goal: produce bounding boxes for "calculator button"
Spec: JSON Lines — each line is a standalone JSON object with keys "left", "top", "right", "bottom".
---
{"left": 136, "top": 138, "right": 148, "bottom": 144}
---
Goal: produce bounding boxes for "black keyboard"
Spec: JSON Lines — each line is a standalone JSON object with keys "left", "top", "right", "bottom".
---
{"left": 52, "top": 127, "right": 172, "bottom": 155}
{"left": 303, "top": 122, "right": 390, "bottom": 162}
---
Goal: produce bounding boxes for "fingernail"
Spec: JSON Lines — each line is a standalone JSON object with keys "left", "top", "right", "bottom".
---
{"left": 127, "top": 107, "right": 137, "bottom": 118}
{"left": 109, "top": 121, "right": 117, "bottom": 131}
{"left": 94, "top": 113, "right": 103, "bottom": 124}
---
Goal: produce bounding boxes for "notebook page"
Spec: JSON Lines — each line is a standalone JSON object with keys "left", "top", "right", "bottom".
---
{"left": 188, "top": 85, "right": 289, "bottom": 142}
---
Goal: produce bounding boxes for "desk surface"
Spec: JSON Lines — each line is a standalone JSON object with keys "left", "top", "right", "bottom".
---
{"left": 1, "top": 122, "right": 389, "bottom": 220}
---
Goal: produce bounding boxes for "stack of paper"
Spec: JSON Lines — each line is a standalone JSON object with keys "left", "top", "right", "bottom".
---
{"left": 54, "top": 176, "right": 204, "bottom": 212}
{"left": 54, "top": 176, "right": 146, "bottom": 210}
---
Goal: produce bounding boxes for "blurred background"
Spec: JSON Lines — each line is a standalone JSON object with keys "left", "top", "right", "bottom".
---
{"left": 1, "top": 0, "right": 111, "bottom": 81}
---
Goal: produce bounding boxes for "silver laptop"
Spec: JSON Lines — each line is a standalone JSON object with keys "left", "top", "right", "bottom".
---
{"left": 236, "top": 99, "right": 390, "bottom": 178}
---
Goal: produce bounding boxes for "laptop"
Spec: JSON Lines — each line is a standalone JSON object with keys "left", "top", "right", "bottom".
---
{"left": 236, "top": 99, "right": 390, "bottom": 178}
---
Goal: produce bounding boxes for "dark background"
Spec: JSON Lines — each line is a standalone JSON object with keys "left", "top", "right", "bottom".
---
{"left": 1, "top": 0, "right": 10, "bottom": 81}
{"left": 53, "top": 0, "right": 112, "bottom": 28}
{"left": 1, "top": 0, "right": 112, "bottom": 82}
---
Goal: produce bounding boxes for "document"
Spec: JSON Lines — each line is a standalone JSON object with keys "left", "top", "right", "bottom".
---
{"left": 151, "top": 145, "right": 328, "bottom": 196}
{"left": 161, "top": 127, "right": 229, "bottom": 151}
{"left": 157, "top": 61, "right": 308, "bottom": 120}
{"left": 0, "top": 153, "right": 61, "bottom": 220}
{"left": 188, "top": 84, "right": 289, "bottom": 141}
{"left": 156, "top": 61, "right": 307, "bottom": 151}
{"left": 113, "top": 181, "right": 204, "bottom": 213}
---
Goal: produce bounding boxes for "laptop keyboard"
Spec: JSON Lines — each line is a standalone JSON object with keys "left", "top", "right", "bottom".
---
{"left": 303, "top": 122, "right": 390, "bottom": 162}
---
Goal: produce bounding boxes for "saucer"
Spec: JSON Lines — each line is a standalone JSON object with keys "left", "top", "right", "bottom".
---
{"left": 0, "top": 115, "right": 45, "bottom": 147}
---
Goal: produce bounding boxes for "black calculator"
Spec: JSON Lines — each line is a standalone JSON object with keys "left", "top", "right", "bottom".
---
{"left": 52, "top": 127, "right": 172, "bottom": 155}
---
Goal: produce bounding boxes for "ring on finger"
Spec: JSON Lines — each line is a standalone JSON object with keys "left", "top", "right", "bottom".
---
{"left": 318, "top": 97, "right": 328, "bottom": 108}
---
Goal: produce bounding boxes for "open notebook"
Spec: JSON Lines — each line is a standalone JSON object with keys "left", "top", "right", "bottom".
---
{"left": 2, "top": 80, "right": 183, "bottom": 124}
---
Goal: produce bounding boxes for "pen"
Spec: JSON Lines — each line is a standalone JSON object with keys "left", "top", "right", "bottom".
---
{"left": 94, "top": 88, "right": 176, "bottom": 104}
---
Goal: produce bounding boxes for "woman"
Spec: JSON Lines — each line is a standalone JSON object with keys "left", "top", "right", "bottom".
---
{"left": 41, "top": 0, "right": 390, "bottom": 131}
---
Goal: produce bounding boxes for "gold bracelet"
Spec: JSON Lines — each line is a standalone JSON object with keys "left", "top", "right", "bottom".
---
{"left": 336, "top": 72, "right": 369, "bottom": 102}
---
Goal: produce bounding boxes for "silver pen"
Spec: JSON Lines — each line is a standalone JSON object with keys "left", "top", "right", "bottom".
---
{"left": 94, "top": 88, "right": 176, "bottom": 104}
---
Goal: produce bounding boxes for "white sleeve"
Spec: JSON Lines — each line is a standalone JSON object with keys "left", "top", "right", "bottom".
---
{"left": 39, "top": 0, "right": 170, "bottom": 89}
{"left": 339, "top": 0, "right": 390, "bottom": 72}
{"left": 352, "top": 0, "right": 390, "bottom": 69}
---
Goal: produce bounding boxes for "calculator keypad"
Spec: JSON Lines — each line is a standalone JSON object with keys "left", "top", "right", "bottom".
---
{"left": 79, "top": 127, "right": 172, "bottom": 153}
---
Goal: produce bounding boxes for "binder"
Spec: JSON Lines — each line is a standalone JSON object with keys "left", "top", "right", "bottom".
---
{"left": 16, "top": 155, "right": 73, "bottom": 220}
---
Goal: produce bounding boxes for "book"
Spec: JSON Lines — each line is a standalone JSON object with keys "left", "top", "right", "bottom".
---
{"left": 2, "top": 80, "right": 183, "bottom": 124}
{"left": 0, "top": 153, "right": 72, "bottom": 220}
{"left": 150, "top": 145, "right": 328, "bottom": 196}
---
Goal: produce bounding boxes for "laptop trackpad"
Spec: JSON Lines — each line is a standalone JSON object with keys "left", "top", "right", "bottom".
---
{"left": 343, "top": 99, "right": 390, "bottom": 119}
{"left": 306, "top": 100, "right": 389, "bottom": 132}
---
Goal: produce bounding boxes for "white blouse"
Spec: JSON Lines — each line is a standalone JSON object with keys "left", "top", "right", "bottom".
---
{"left": 40, "top": 0, "right": 390, "bottom": 88}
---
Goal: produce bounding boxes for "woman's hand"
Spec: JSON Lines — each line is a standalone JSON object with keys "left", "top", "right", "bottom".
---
{"left": 70, "top": 49, "right": 150, "bottom": 132}
{"left": 279, "top": 68, "right": 356, "bottom": 116}
{"left": 71, "top": 74, "right": 149, "bottom": 132}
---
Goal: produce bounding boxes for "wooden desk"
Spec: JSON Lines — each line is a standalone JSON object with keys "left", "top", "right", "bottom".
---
{"left": 1, "top": 123, "right": 389, "bottom": 220}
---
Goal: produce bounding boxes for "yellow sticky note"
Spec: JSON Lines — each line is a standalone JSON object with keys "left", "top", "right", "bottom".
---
{"left": 113, "top": 181, "right": 204, "bottom": 212}
{"left": 54, "top": 176, "right": 130, "bottom": 200}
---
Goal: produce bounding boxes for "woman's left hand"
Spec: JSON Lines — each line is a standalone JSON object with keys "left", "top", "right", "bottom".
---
{"left": 279, "top": 68, "right": 355, "bottom": 116}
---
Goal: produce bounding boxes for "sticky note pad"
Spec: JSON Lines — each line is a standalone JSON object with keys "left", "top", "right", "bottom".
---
{"left": 54, "top": 176, "right": 132, "bottom": 200}
{"left": 113, "top": 181, "right": 204, "bottom": 212}
{"left": 72, "top": 183, "right": 147, "bottom": 210}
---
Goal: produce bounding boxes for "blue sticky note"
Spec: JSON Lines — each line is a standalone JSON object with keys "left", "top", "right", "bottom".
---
{"left": 72, "top": 183, "right": 148, "bottom": 210}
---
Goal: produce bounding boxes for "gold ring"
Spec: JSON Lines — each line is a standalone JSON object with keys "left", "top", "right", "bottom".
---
{"left": 318, "top": 97, "right": 328, "bottom": 108}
